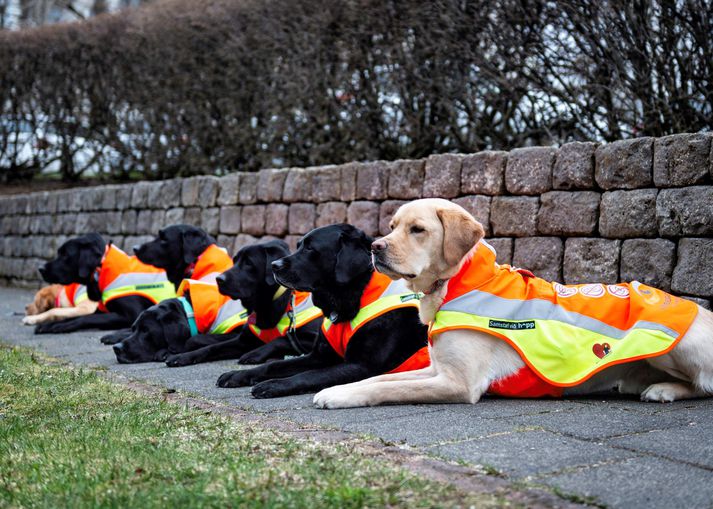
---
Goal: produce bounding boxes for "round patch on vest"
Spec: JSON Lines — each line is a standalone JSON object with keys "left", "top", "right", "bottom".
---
{"left": 579, "top": 284, "right": 605, "bottom": 298}
{"left": 554, "top": 283, "right": 577, "bottom": 298}
{"left": 632, "top": 281, "right": 661, "bottom": 305}
{"left": 606, "top": 284, "right": 630, "bottom": 299}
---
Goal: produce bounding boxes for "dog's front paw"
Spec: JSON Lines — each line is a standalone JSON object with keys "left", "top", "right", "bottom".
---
{"left": 251, "top": 379, "right": 296, "bottom": 398}
{"left": 313, "top": 387, "right": 368, "bottom": 409}
{"left": 22, "top": 316, "right": 38, "bottom": 325}
{"left": 165, "top": 353, "right": 194, "bottom": 367}
{"left": 35, "top": 322, "right": 63, "bottom": 334}
{"left": 641, "top": 382, "right": 693, "bottom": 403}
{"left": 100, "top": 333, "right": 125, "bottom": 345}
{"left": 238, "top": 350, "right": 271, "bottom": 365}
{"left": 217, "top": 370, "right": 252, "bottom": 388}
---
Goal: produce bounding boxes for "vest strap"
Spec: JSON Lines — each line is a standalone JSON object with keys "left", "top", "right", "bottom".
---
{"left": 178, "top": 297, "right": 199, "bottom": 336}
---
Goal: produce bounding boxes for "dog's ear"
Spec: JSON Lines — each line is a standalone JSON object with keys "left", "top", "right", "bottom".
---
{"left": 437, "top": 208, "right": 484, "bottom": 266}
{"left": 77, "top": 234, "right": 105, "bottom": 279}
{"left": 262, "top": 242, "right": 289, "bottom": 285}
{"left": 181, "top": 228, "right": 209, "bottom": 264}
{"left": 334, "top": 232, "right": 372, "bottom": 285}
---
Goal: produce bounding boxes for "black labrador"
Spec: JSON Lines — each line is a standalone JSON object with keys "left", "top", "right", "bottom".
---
{"left": 133, "top": 224, "right": 229, "bottom": 289}
{"left": 215, "top": 224, "right": 429, "bottom": 398}
{"left": 113, "top": 240, "right": 319, "bottom": 364}
{"left": 35, "top": 233, "right": 154, "bottom": 335}
{"left": 163, "top": 239, "right": 321, "bottom": 366}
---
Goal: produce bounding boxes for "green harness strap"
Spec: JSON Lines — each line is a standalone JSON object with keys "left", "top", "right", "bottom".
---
{"left": 178, "top": 297, "right": 199, "bottom": 336}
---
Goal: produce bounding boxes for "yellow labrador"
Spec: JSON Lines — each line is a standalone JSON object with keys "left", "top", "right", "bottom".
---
{"left": 313, "top": 198, "right": 713, "bottom": 408}
{"left": 23, "top": 284, "right": 98, "bottom": 325}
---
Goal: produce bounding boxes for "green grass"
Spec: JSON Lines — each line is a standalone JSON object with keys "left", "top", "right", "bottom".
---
{"left": 0, "top": 346, "right": 509, "bottom": 508}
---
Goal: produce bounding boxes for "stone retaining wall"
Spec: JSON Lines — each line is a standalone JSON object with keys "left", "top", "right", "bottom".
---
{"left": 1, "top": 133, "right": 712, "bottom": 308}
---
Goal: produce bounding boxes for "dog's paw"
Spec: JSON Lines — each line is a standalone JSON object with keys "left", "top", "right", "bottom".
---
{"left": 251, "top": 379, "right": 294, "bottom": 398}
{"left": 34, "top": 322, "right": 60, "bottom": 334}
{"left": 165, "top": 354, "right": 193, "bottom": 367}
{"left": 641, "top": 382, "right": 693, "bottom": 403}
{"left": 217, "top": 370, "right": 251, "bottom": 388}
{"left": 22, "top": 316, "right": 38, "bottom": 325}
{"left": 313, "top": 387, "right": 368, "bottom": 409}
{"left": 100, "top": 333, "right": 125, "bottom": 345}
{"left": 237, "top": 350, "right": 270, "bottom": 365}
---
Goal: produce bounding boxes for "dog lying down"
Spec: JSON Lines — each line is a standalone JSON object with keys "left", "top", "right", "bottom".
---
{"left": 312, "top": 198, "right": 713, "bottom": 409}
{"left": 23, "top": 283, "right": 99, "bottom": 325}
{"left": 134, "top": 224, "right": 233, "bottom": 289}
{"left": 163, "top": 240, "right": 323, "bottom": 367}
{"left": 113, "top": 240, "right": 322, "bottom": 364}
{"left": 100, "top": 224, "right": 234, "bottom": 346}
{"left": 215, "top": 224, "right": 430, "bottom": 399}
{"left": 36, "top": 233, "right": 176, "bottom": 335}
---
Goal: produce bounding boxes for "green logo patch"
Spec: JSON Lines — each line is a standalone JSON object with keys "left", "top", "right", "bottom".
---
{"left": 488, "top": 319, "right": 536, "bottom": 330}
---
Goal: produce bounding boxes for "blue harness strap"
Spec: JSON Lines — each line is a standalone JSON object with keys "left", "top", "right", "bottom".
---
{"left": 178, "top": 297, "right": 199, "bottom": 337}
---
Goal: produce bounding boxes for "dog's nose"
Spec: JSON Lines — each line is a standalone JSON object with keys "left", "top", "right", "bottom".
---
{"left": 271, "top": 259, "right": 285, "bottom": 271}
{"left": 215, "top": 274, "right": 226, "bottom": 285}
{"left": 113, "top": 342, "right": 124, "bottom": 353}
{"left": 38, "top": 264, "right": 47, "bottom": 277}
{"left": 371, "top": 239, "right": 387, "bottom": 252}
{"left": 132, "top": 245, "right": 141, "bottom": 254}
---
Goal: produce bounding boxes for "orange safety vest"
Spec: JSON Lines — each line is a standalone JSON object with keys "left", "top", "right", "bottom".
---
{"left": 96, "top": 244, "right": 177, "bottom": 312}
{"left": 429, "top": 241, "right": 699, "bottom": 397}
{"left": 180, "top": 279, "right": 249, "bottom": 335}
{"left": 55, "top": 283, "right": 89, "bottom": 308}
{"left": 321, "top": 272, "right": 430, "bottom": 374}
{"left": 247, "top": 291, "right": 323, "bottom": 344}
{"left": 186, "top": 244, "right": 233, "bottom": 283}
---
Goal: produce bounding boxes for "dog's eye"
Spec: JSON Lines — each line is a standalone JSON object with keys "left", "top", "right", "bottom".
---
{"left": 410, "top": 225, "right": 425, "bottom": 234}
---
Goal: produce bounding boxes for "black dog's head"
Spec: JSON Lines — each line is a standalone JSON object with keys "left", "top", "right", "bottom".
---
{"left": 39, "top": 233, "right": 106, "bottom": 285}
{"left": 134, "top": 224, "right": 215, "bottom": 285}
{"left": 216, "top": 240, "right": 290, "bottom": 312}
{"left": 272, "top": 224, "right": 374, "bottom": 293}
{"left": 113, "top": 299, "right": 189, "bottom": 363}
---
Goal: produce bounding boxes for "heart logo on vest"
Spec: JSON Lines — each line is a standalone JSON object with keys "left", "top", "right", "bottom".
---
{"left": 592, "top": 342, "right": 611, "bottom": 359}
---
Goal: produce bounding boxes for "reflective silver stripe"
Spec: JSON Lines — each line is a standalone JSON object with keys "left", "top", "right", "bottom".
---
{"left": 197, "top": 271, "right": 221, "bottom": 284}
{"left": 74, "top": 285, "right": 88, "bottom": 303}
{"left": 103, "top": 272, "right": 169, "bottom": 292}
{"left": 441, "top": 289, "right": 680, "bottom": 340}
{"left": 211, "top": 298, "right": 248, "bottom": 332}
{"left": 293, "top": 294, "right": 315, "bottom": 314}
{"left": 380, "top": 279, "right": 414, "bottom": 298}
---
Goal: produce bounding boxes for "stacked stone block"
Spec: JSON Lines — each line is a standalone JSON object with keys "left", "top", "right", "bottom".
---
{"left": 1, "top": 133, "right": 711, "bottom": 310}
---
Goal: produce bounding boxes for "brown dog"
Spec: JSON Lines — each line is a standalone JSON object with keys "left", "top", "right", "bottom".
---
{"left": 23, "top": 284, "right": 98, "bottom": 325}
{"left": 313, "top": 198, "right": 713, "bottom": 408}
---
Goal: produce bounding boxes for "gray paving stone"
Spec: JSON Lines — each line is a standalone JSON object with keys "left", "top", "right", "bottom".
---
{"left": 271, "top": 405, "right": 443, "bottom": 430}
{"left": 608, "top": 420, "right": 713, "bottom": 469}
{"left": 542, "top": 456, "right": 713, "bottom": 509}
{"left": 433, "top": 430, "right": 633, "bottom": 479}
{"left": 511, "top": 404, "right": 689, "bottom": 440}
{"left": 345, "top": 407, "right": 521, "bottom": 446}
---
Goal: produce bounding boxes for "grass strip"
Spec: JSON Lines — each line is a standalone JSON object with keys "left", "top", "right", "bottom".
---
{"left": 0, "top": 345, "right": 510, "bottom": 508}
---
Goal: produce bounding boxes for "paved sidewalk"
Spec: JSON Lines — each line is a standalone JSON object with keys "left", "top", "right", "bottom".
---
{"left": 3, "top": 285, "right": 713, "bottom": 508}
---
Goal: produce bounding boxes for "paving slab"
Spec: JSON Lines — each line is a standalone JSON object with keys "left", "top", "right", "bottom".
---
{"left": 511, "top": 403, "right": 690, "bottom": 440}
{"left": 608, "top": 420, "right": 713, "bottom": 469}
{"left": 433, "top": 429, "right": 636, "bottom": 479}
{"left": 541, "top": 456, "right": 713, "bottom": 509}
{"left": 3, "top": 284, "right": 713, "bottom": 508}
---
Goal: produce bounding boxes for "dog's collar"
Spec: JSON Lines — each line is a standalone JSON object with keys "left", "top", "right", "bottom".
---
{"left": 178, "top": 297, "right": 198, "bottom": 336}
{"left": 183, "top": 262, "right": 196, "bottom": 278}
{"left": 272, "top": 285, "right": 289, "bottom": 301}
{"left": 422, "top": 278, "right": 447, "bottom": 296}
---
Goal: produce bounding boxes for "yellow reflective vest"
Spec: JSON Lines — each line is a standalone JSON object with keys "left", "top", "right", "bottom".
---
{"left": 430, "top": 241, "right": 699, "bottom": 391}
